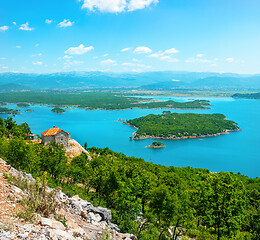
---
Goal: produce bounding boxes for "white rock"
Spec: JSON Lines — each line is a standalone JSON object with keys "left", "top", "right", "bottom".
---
{"left": 48, "top": 229, "right": 75, "bottom": 240}
{"left": 40, "top": 217, "right": 65, "bottom": 231}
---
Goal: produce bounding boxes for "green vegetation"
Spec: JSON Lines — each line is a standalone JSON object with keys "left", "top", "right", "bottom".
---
{"left": 0, "top": 92, "right": 211, "bottom": 110}
{"left": 146, "top": 141, "right": 165, "bottom": 148}
{"left": 0, "top": 117, "right": 259, "bottom": 239}
{"left": 152, "top": 141, "right": 164, "bottom": 146}
{"left": 5, "top": 172, "right": 60, "bottom": 221}
{"left": 17, "top": 103, "right": 30, "bottom": 107}
{"left": 127, "top": 113, "right": 240, "bottom": 139}
{"left": 233, "top": 92, "right": 260, "bottom": 99}
{"left": 0, "top": 107, "right": 20, "bottom": 115}
{"left": 25, "top": 109, "right": 34, "bottom": 112}
{"left": 51, "top": 107, "right": 66, "bottom": 114}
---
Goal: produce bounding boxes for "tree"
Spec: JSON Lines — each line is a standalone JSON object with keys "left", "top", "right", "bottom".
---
{"left": 197, "top": 172, "right": 248, "bottom": 240}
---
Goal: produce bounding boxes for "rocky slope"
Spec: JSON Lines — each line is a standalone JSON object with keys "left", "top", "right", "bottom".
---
{"left": 0, "top": 158, "right": 135, "bottom": 240}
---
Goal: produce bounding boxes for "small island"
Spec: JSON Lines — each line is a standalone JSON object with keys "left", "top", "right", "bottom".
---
{"left": 125, "top": 113, "right": 241, "bottom": 140}
{"left": 51, "top": 107, "right": 66, "bottom": 114}
{"left": 146, "top": 141, "right": 165, "bottom": 148}
{"left": 0, "top": 107, "right": 20, "bottom": 115}
{"left": 25, "top": 109, "right": 34, "bottom": 112}
{"left": 17, "top": 103, "right": 30, "bottom": 107}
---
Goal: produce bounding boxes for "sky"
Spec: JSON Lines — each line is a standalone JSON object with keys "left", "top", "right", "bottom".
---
{"left": 0, "top": 0, "right": 260, "bottom": 74}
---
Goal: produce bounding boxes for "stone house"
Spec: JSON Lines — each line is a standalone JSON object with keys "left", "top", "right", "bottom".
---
{"left": 41, "top": 127, "right": 70, "bottom": 147}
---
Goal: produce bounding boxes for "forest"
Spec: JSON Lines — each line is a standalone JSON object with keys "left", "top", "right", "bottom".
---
{"left": 233, "top": 92, "right": 260, "bottom": 99}
{"left": 0, "top": 107, "right": 20, "bottom": 114}
{"left": 0, "top": 117, "right": 259, "bottom": 239}
{"left": 51, "top": 107, "right": 66, "bottom": 114}
{"left": 127, "top": 113, "right": 239, "bottom": 139}
{"left": 0, "top": 92, "right": 210, "bottom": 110}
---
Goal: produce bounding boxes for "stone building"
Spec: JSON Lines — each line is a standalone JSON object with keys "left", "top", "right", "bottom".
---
{"left": 41, "top": 127, "right": 70, "bottom": 147}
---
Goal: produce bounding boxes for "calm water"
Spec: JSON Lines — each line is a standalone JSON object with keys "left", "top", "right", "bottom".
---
{"left": 3, "top": 97, "right": 260, "bottom": 178}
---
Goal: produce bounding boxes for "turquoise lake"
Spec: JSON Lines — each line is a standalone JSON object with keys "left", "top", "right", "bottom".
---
{"left": 3, "top": 97, "right": 260, "bottom": 178}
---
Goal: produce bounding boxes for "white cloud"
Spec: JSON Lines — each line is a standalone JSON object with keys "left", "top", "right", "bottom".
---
{"left": 197, "top": 53, "right": 204, "bottom": 57}
{"left": 81, "top": 0, "right": 126, "bottom": 13}
{"left": 149, "top": 49, "right": 179, "bottom": 62}
{"left": 122, "top": 62, "right": 134, "bottom": 66}
{"left": 0, "top": 26, "right": 8, "bottom": 31}
{"left": 186, "top": 57, "right": 211, "bottom": 63}
{"left": 57, "top": 19, "right": 74, "bottom": 28}
{"left": 0, "top": 57, "right": 6, "bottom": 60}
{"left": 45, "top": 19, "right": 53, "bottom": 24}
{"left": 63, "top": 55, "right": 73, "bottom": 61}
{"left": 64, "top": 60, "right": 84, "bottom": 67}
{"left": 100, "top": 59, "right": 117, "bottom": 65}
{"left": 164, "top": 48, "right": 179, "bottom": 55}
{"left": 128, "top": 0, "right": 158, "bottom": 11}
{"left": 134, "top": 46, "right": 152, "bottom": 54}
{"left": 80, "top": 0, "right": 158, "bottom": 13}
{"left": 121, "top": 62, "right": 151, "bottom": 68}
{"left": 226, "top": 57, "right": 234, "bottom": 63}
{"left": 13, "top": 22, "right": 16, "bottom": 25}
{"left": 35, "top": 43, "right": 39, "bottom": 47}
{"left": 33, "top": 61, "right": 43, "bottom": 65}
{"left": 16, "top": 46, "right": 21, "bottom": 48}
{"left": 104, "top": 53, "right": 109, "bottom": 57}
{"left": 121, "top": 48, "right": 131, "bottom": 52}
{"left": 19, "top": 22, "right": 34, "bottom": 31}
{"left": 65, "top": 44, "right": 94, "bottom": 55}
{"left": 159, "top": 55, "right": 179, "bottom": 62}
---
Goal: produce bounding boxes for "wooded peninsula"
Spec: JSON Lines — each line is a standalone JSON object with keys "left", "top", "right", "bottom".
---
{"left": 233, "top": 92, "right": 260, "bottom": 99}
{"left": 126, "top": 113, "right": 241, "bottom": 140}
{"left": 0, "top": 92, "right": 211, "bottom": 110}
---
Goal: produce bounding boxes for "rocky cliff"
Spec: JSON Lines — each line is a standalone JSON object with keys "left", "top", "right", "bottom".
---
{"left": 0, "top": 158, "right": 135, "bottom": 240}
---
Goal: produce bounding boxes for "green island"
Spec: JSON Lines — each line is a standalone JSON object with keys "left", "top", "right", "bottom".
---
{"left": 126, "top": 113, "right": 241, "bottom": 140}
{"left": 0, "top": 117, "right": 259, "bottom": 240}
{"left": 0, "top": 92, "right": 211, "bottom": 110}
{"left": 146, "top": 141, "right": 165, "bottom": 148}
{"left": 51, "top": 107, "right": 66, "bottom": 114}
{"left": 0, "top": 107, "right": 20, "bottom": 115}
{"left": 233, "top": 92, "right": 260, "bottom": 99}
{"left": 25, "top": 109, "right": 34, "bottom": 112}
{"left": 17, "top": 103, "right": 30, "bottom": 107}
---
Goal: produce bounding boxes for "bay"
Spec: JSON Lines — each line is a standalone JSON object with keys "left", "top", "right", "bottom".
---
{"left": 3, "top": 96, "right": 260, "bottom": 178}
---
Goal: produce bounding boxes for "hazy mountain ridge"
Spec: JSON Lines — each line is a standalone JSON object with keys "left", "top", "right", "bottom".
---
{"left": 0, "top": 71, "right": 259, "bottom": 91}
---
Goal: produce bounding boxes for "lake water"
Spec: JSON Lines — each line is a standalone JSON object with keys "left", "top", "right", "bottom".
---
{"left": 2, "top": 97, "right": 260, "bottom": 178}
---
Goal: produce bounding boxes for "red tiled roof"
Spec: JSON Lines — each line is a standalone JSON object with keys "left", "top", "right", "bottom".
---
{"left": 41, "top": 127, "right": 64, "bottom": 136}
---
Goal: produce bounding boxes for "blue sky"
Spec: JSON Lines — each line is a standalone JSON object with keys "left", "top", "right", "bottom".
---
{"left": 0, "top": 0, "right": 260, "bottom": 74}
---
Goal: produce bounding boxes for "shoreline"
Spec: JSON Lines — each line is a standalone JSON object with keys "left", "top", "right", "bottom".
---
{"left": 2, "top": 101, "right": 211, "bottom": 111}
{"left": 123, "top": 122, "right": 242, "bottom": 140}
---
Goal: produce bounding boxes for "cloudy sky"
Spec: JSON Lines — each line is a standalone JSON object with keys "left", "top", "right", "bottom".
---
{"left": 0, "top": 0, "right": 260, "bottom": 74}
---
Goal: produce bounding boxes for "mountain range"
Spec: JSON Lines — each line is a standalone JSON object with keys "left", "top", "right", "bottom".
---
{"left": 0, "top": 71, "right": 259, "bottom": 92}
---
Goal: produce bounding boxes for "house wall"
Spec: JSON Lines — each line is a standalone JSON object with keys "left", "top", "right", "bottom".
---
{"left": 54, "top": 131, "right": 70, "bottom": 147}
{"left": 42, "top": 135, "right": 55, "bottom": 145}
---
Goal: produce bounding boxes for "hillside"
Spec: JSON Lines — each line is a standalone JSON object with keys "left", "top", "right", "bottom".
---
{"left": 0, "top": 117, "right": 259, "bottom": 240}
{"left": 232, "top": 92, "right": 260, "bottom": 99}
{"left": 0, "top": 158, "right": 134, "bottom": 240}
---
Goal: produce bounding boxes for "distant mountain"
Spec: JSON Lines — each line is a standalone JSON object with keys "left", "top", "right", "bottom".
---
{"left": 0, "top": 83, "right": 33, "bottom": 92}
{"left": 232, "top": 92, "right": 260, "bottom": 99}
{"left": 0, "top": 71, "right": 259, "bottom": 91}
